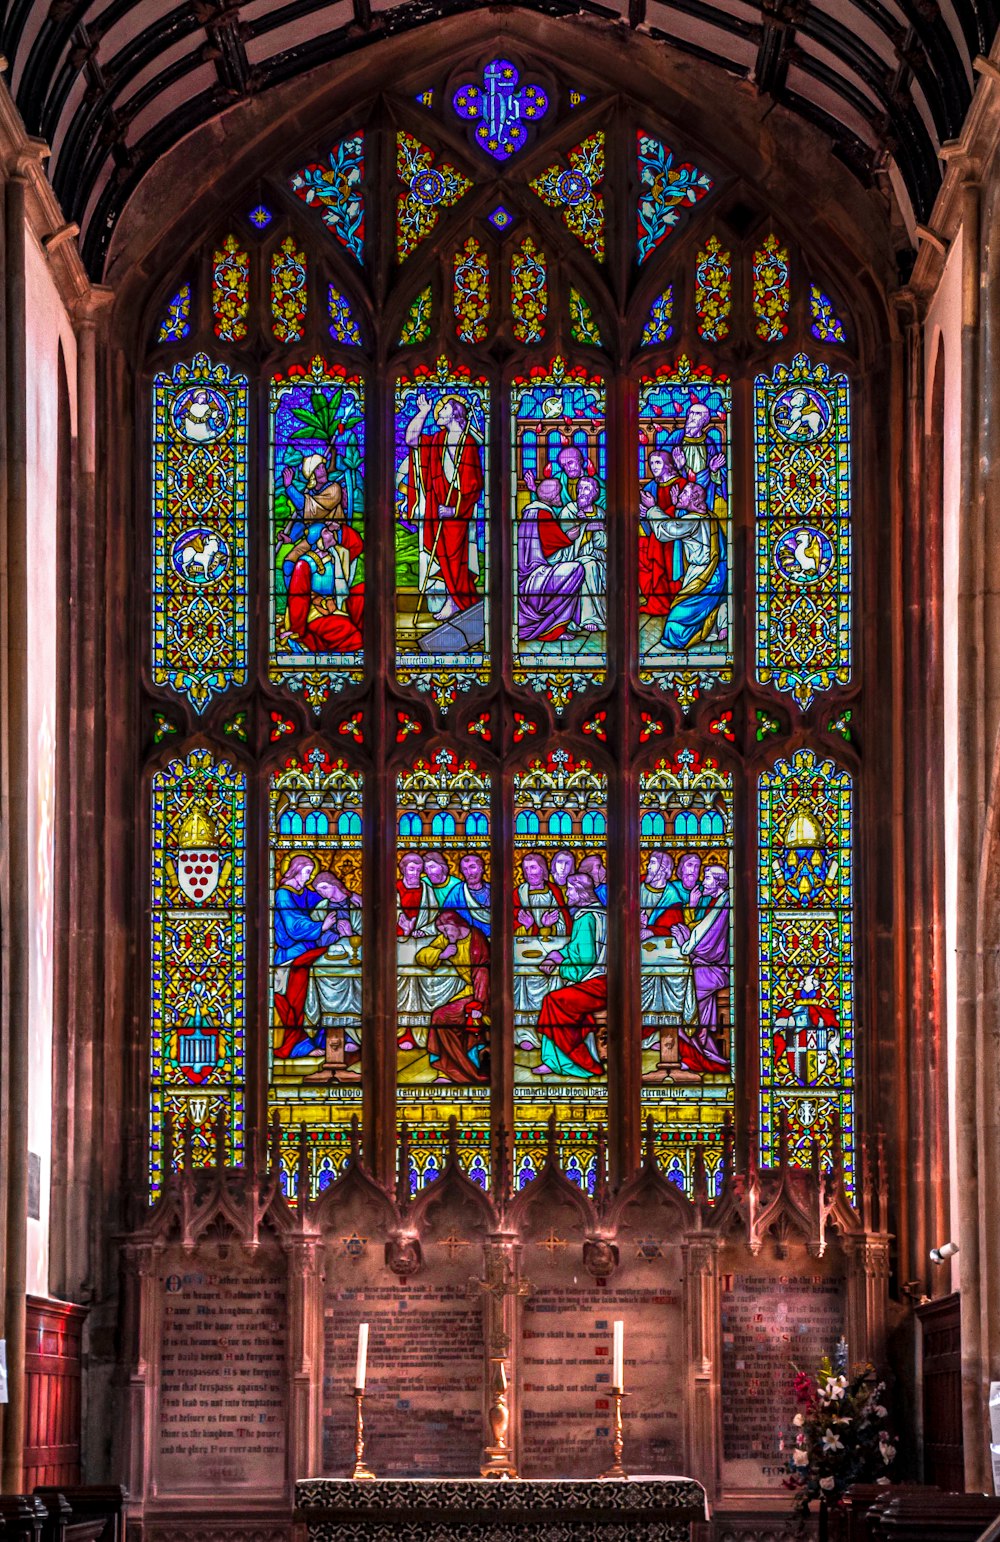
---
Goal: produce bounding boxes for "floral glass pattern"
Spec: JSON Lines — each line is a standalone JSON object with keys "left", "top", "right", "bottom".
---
{"left": 695, "top": 236, "right": 731, "bottom": 341}
{"left": 268, "top": 749, "right": 363, "bottom": 1197}
{"left": 511, "top": 236, "right": 547, "bottom": 344}
{"left": 810, "top": 285, "right": 847, "bottom": 344}
{"left": 394, "top": 359, "right": 490, "bottom": 708}
{"left": 452, "top": 59, "right": 548, "bottom": 160}
{"left": 511, "top": 361, "right": 606, "bottom": 710}
{"left": 396, "top": 748, "right": 492, "bottom": 1189}
{"left": 152, "top": 353, "right": 249, "bottom": 710}
{"left": 531, "top": 132, "right": 605, "bottom": 260}
{"left": 569, "top": 288, "right": 602, "bottom": 346}
{"left": 636, "top": 134, "right": 712, "bottom": 263}
{"left": 399, "top": 286, "right": 432, "bottom": 345}
{"left": 754, "top": 355, "right": 851, "bottom": 708}
{"left": 638, "top": 360, "right": 732, "bottom": 708}
{"left": 158, "top": 284, "right": 191, "bottom": 343}
{"left": 328, "top": 287, "right": 362, "bottom": 345}
{"left": 641, "top": 288, "right": 673, "bottom": 345}
{"left": 753, "top": 233, "right": 790, "bottom": 342}
{"left": 640, "top": 750, "right": 733, "bottom": 1196}
{"left": 453, "top": 236, "right": 490, "bottom": 343}
{"left": 150, "top": 749, "right": 246, "bottom": 1196}
{"left": 758, "top": 750, "right": 855, "bottom": 1188}
{"left": 269, "top": 359, "right": 365, "bottom": 708}
{"left": 271, "top": 235, "right": 308, "bottom": 343}
{"left": 211, "top": 235, "right": 249, "bottom": 342}
{"left": 396, "top": 131, "right": 472, "bottom": 261}
{"left": 513, "top": 751, "right": 608, "bottom": 1190}
{"left": 290, "top": 134, "right": 365, "bottom": 262}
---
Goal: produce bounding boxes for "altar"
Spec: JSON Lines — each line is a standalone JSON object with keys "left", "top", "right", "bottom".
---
{"left": 296, "top": 1476, "right": 709, "bottom": 1541}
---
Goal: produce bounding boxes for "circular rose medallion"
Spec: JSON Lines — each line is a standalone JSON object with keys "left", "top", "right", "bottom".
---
{"left": 771, "top": 385, "right": 831, "bottom": 443}
{"left": 171, "top": 526, "right": 231, "bottom": 586}
{"left": 411, "top": 168, "right": 446, "bottom": 206}
{"left": 773, "top": 525, "right": 834, "bottom": 585}
{"left": 556, "top": 169, "right": 591, "bottom": 206}
{"left": 171, "top": 384, "right": 231, "bottom": 443}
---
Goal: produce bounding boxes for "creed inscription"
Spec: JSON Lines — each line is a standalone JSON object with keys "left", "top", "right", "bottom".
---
{"left": 156, "top": 1258, "right": 287, "bottom": 1495}
{"left": 720, "top": 1270, "right": 845, "bottom": 1488}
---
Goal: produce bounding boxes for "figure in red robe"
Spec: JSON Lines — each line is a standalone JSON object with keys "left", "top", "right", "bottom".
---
{"left": 404, "top": 391, "right": 484, "bottom": 618}
{"left": 639, "top": 447, "right": 684, "bottom": 615}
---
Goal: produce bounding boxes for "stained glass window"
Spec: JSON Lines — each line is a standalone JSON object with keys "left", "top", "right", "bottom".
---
{"left": 399, "top": 286, "right": 432, "bottom": 345}
{"left": 569, "top": 288, "right": 602, "bottom": 346}
{"left": 452, "top": 60, "right": 548, "bottom": 160}
{"left": 641, "top": 289, "right": 673, "bottom": 345}
{"left": 158, "top": 283, "right": 191, "bottom": 343}
{"left": 513, "top": 752, "right": 608, "bottom": 1188}
{"left": 394, "top": 360, "right": 490, "bottom": 708}
{"left": 152, "top": 353, "right": 249, "bottom": 710}
{"left": 640, "top": 751, "right": 733, "bottom": 1195}
{"left": 638, "top": 360, "right": 732, "bottom": 708}
{"left": 212, "top": 235, "right": 249, "bottom": 341}
{"left": 810, "top": 285, "right": 847, "bottom": 344}
{"left": 397, "top": 750, "right": 492, "bottom": 1189}
{"left": 511, "top": 237, "right": 547, "bottom": 343}
{"left": 511, "top": 361, "right": 606, "bottom": 710}
{"left": 531, "top": 133, "right": 605, "bottom": 260}
{"left": 269, "top": 359, "right": 365, "bottom": 708}
{"left": 695, "top": 236, "right": 731, "bottom": 341}
{"left": 454, "top": 236, "right": 490, "bottom": 342}
{"left": 758, "top": 750, "right": 854, "bottom": 1188}
{"left": 636, "top": 134, "right": 712, "bottom": 262}
{"left": 397, "top": 131, "right": 472, "bottom": 260}
{"left": 269, "top": 750, "right": 363, "bottom": 1196}
{"left": 291, "top": 135, "right": 365, "bottom": 261}
{"left": 150, "top": 749, "right": 246, "bottom": 1196}
{"left": 328, "top": 287, "right": 362, "bottom": 345}
{"left": 754, "top": 355, "right": 851, "bottom": 707}
{"left": 146, "top": 81, "right": 862, "bottom": 1210}
{"left": 271, "top": 235, "right": 308, "bottom": 343}
{"left": 753, "top": 233, "right": 790, "bottom": 342}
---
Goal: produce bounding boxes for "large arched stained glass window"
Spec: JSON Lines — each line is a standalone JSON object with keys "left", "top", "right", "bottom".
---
{"left": 146, "top": 52, "right": 859, "bottom": 1200}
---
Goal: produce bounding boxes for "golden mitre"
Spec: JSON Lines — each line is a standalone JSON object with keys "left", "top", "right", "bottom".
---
{"left": 178, "top": 803, "right": 217, "bottom": 849}
{"left": 782, "top": 807, "right": 823, "bottom": 847}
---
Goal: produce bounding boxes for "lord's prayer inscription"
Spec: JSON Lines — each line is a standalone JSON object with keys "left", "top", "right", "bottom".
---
{"left": 156, "top": 1261, "right": 287, "bottom": 1495}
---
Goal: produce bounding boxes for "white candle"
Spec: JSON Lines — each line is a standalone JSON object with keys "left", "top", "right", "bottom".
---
{"left": 355, "top": 1322, "right": 369, "bottom": 1391}
{"left": 612, "top": 1319, "right": 624, "bottom": 1390}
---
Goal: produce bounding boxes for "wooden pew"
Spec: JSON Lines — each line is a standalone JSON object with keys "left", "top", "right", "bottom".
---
{"left": 874, "top": 1493, "right": 1000, "bottom": 1539}
{"left": 32, "top": 1487, "right": 126, "bottom": 1542}
{"left": 0, "top": 1498, "right": 45, "bottom": 1542}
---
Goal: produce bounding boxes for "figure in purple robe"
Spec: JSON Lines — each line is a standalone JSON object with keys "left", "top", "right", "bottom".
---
{"left": 678, "top": 861, "right": 730, "bottom": 1073}
{"left": 516, "top": 477, "right": 586, "bottom": 644}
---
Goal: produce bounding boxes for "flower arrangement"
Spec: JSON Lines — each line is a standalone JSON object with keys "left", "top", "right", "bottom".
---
{"left": 783, "top": 1340, "right": 896, "bottom": 1534}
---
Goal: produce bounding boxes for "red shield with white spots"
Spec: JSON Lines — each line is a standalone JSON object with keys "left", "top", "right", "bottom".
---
{"left": 178, "top": 847, "right": 220, "bottom": 903}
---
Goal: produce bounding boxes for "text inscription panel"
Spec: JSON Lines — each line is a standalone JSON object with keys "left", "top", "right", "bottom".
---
{"left": 520, "top": 1246, "right": 684, "bottom": 1478}
{"left": 157, "top": 1257, "right": 287, "bottom": 1494}
{"left": 720, "top": 1269, "right": 845, "bottom": 1489}
{"left": 323, "top": 1268, "right": 483, "bottom": 1477}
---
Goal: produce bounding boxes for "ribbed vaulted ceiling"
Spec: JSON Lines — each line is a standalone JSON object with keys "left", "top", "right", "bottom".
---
{"left": 2, "top": 0, "right": 995, "bottom": 276}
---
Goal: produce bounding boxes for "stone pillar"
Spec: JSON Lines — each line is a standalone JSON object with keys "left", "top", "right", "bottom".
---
{"left": 286, "top": 1234, "right": 325, "bottom": 1483}
{"left": 120, "top": 1242, "right": 159, "bottom": 1509}
{"left": 843, "top": 1233, "right": 890, "bottom": 1367}
{"left": 683, "top": 1235, "right": 721, "bottom": 1505}
{"left": 1, "top": 166, "right": 29, "bottom": 1498}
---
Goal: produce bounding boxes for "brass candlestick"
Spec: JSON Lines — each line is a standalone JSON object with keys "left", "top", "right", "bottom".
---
{"left": 351, "top": 1388, "right": 376, "bottom": 1481}
{"left": 599, "top": 1388, "right": 627, "bottom": 1480}
{"left": 481, "top": 1356, "right": 517, "bottom": 1478}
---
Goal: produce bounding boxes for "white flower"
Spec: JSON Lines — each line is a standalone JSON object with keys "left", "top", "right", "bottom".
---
{"left": 874, "top": 1405, "right": 888, "bottom": 1418}
{"left": 820, "top": 1477, "right": 836, "bottom": 1491}
{"left": 881, "top": 1444, "right": 896, "bottom": 1463}
{"left": 822, "top": 1431, "right": 844, "bottom": 1453}
{"left": 792, "top": 1448, "right": 810, "bottom": 1467}
{"left": 792, "top": 1413, "right": 805, "bottom": 1427}
{"left": 876, "top": 1476, "right": 891, "bottom": 1486}
{"left": 827, "top": 1376, "right": 848, "bottom": 1400}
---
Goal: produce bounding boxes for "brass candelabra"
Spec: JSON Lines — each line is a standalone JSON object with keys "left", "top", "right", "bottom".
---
{"left": 351, "top": 1388, "right": 376, "bottom": 1481}
{"left": 599, "top": 1388, "right": 627, "bottom": 1480}
{"left": 480, "top": 1355, "right": 517, "bottom": 1478}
